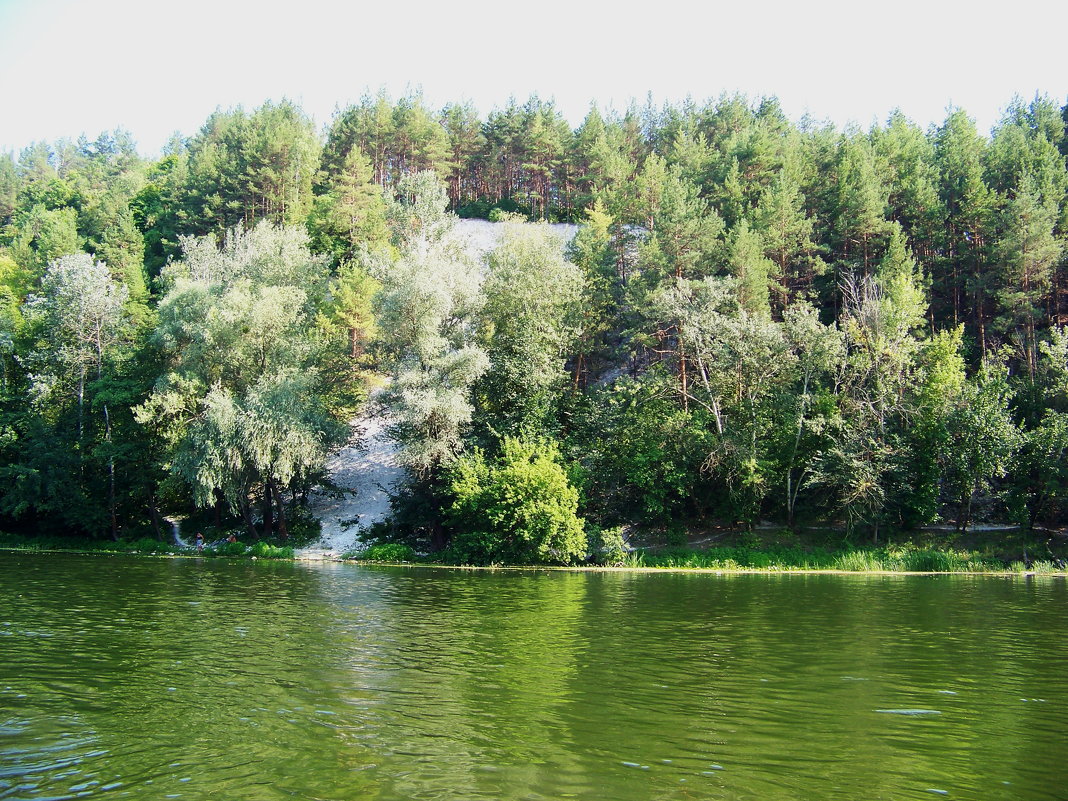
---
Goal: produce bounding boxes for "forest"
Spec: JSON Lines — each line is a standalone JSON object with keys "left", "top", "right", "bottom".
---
{"left": 1, "top": 90, "right": 1067, "bottom": 563}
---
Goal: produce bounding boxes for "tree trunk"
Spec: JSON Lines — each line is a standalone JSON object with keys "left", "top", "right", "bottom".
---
{"left": 103, "top": 403, "right": 118, "bottom": 541}
{"left": 786, "top": 372, "right": 810, "bottom": 530}
{"left": 430, "top": 519, "right": 448, "bottom": 552}
{"left": 786, "top": 471, "right": 795, "bottom": 529}
{"left": 148, "top": 503, "right": 165, "bottom": 542}
{"left": 262, "top": 486, "right": 274, "bottom": 540}
{"left": 679, "top": 329, "right": 688, "bottom": 413}
{"left": 77, "top": 368, "right": 85, "bottom": 444}
{"left": 239, "top": 499, "right": 259, "bottom": 540}
{"left": 572, "top": 350, "right": 585, "bottom": 391}
{"left": 271, "top": 479, "right": 289, "bottom": 541}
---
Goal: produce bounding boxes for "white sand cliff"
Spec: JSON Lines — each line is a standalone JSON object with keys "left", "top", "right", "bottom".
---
{"left": 297, "top": 412, "right": 405, "bottom": 559}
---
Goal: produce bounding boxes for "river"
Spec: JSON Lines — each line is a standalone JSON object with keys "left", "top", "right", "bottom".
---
{"left": 1, "top": 553, "right": 1065, "bottom": 800}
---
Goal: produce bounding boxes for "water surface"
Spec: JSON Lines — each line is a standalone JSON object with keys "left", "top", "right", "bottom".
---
{"left": 2, "top": 554, "right": 1066, "bottom": 800}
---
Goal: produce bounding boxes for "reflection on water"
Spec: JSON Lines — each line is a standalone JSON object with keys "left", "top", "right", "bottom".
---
{"left": 1, "top": 555, "right": 1066, "bottom": 800}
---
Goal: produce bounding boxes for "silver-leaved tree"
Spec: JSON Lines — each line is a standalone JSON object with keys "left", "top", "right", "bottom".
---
{"left": 137, "top": 222, "right": 347, "bottom": 539}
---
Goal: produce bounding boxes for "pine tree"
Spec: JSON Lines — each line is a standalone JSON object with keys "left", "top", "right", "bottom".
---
{"left": 835, "top": 133, "right": 891, "bottom": 274}
{"left": 308, "top": 147, "right": 389, "bottom": 262}
{"left": 873, "top": 111, "right": 944, "bottom": 266}
{"left": 996, "top": 172, "right": 1063, "bottom": 377}
{"left": 754, "top": 168, "right": 819, "bottom": 303}
{"left": 934, "top": 109, "right": 996, "bottom": 340}
{"left": 441, "top": 102, "right": 486, "bottom": 208}
{"left": 726, "top": 219, "right": 775, "bottom": 317}
{"left": 641, "top": 166, "right": 723, "bottom": 283}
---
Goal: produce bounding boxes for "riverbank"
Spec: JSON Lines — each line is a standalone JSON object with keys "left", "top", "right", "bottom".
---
{"left": 4, "top": 527, "right": 1067, "bottom": 575}
{"left": 338, "top": 525, "right": 1068, "bottom": 574}
{"left": 0, "top": 533, "right": 294, "bottom": 559}
{"left": 337, "top": 548, "right": 1067, "bottom": 575}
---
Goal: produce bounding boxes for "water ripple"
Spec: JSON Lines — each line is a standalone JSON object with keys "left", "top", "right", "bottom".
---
{"left": 1, "top": 556, "right": 1066, "bottom": 800}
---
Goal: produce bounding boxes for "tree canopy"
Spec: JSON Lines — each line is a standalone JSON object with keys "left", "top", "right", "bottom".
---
{"left": 1, "top": 91, "right": 1067, "bottom": 553}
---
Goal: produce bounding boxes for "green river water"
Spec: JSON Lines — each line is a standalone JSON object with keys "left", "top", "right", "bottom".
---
{"left": 1, "top": 553, "right": 1066, "bottom": 800}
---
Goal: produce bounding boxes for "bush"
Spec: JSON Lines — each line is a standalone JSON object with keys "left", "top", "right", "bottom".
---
{"left": 567, "top": 375, "right": 717, "bottom": 525}
{"left": 126, "top": 537, "right": 180, "bottom": 553}
{"left": 445, "top": 438, "right": 587, "bottom": 565}
{"left": 353, "top": 543, "right": 417, "bottom": 562}
{"left": 206, "top": 541, "right": 249, "bottom": 557}
{"left": 589, "top": 525, "right": 628, "bottom": 565}
{"left": 248, "top": 542, "right": 294, "bottom": 559}
{"left": 455, "top": 200, "right": 493, "bottom": 219}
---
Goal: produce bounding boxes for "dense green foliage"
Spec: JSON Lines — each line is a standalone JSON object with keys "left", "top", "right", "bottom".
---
{"left": 444, "top": 438, "right": 586, "bottom": 565}
{"left": 1, "top": 91, "right": 1068, "bottom": 560}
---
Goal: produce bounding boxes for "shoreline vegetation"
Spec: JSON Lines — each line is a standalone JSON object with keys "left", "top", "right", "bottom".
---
{"left": 343, "top": 525, "right": 1068, "bottom": 574}
{"left": 2, "top": 91, "right": 1068, "bottom": 564}
{"left": 5, "top": 527, "right": 1065, "bottom": 576}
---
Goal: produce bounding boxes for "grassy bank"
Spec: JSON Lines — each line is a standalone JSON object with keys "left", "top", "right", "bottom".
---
{"left": 607, "top": 524, "right": 1068, "bottom": 573}
{"left": 342, "top": 526, "right": 1068, "bottom": 574}
{"left": 6, "top": 529, "right": 1067, "bottom": 574}
{"left": 342, "top": 545, "right": 1065, "bottom": 574}
{"left": 618, "top": 545, "right": 1063, "bottom": 574}
{"left": 0, "top": 532, "right": 294, "bottom": 560}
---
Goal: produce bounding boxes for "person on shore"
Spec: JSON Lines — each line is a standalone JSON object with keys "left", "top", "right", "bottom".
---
{"left": 226, "top": 533, "right": 237, "bottom": 544}
{"left": 195, "top": 532, "right": 204, "bottom": 552}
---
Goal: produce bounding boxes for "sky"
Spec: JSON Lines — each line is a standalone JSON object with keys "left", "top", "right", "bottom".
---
{"left": 0, "top": 0, "right": 1065, "bottom": 156}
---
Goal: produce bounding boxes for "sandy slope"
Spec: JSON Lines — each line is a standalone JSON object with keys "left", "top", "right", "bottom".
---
{"left": 297, "top": 220, "right": 577, "bottom": 560}
{"left": 453, "top": 218, "right": 579, "bottom": 257}
{"left": 297, "top": 413, "right": 405, "bottom": 559}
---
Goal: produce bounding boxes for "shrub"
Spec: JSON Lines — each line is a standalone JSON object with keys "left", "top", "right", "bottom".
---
{"left": 208, "top": 541, "right": 249, "bottom": 557}
{"left": 568, "top": 375, "right": 717, "bottom": 525}
{"left": 833, "top": 550, "right": 887, "bottom": 572}
{"left": 126, "top": 537, "right": 179, "bottom": 553}
{"left": 248, "top": 542, "right": 294, "bottom": 559}
{"left": 355, "top": 543, "right": 417, "bottom": 562}
{"left": 589, "top": 525, "right": 628, "bottom": 566}
{"left": 455, "top": 200, "right": 493, "bottom": 219}
{"left": 445, "top": 438, "right": 587, "bottom": 565}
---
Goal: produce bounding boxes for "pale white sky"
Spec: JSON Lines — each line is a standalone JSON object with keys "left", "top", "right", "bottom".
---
{"left": 0, "top": 0, "right": 1064, "bottom": 155}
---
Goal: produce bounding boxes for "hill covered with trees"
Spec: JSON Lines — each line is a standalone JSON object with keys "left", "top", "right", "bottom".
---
{"left": 1, "top": 91, "right": 1067, "bottom": 561}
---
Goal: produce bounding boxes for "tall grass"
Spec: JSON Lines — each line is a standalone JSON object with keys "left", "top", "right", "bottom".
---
{"left": 343, "top": 543, "right": 418, "bottom": 562}
{"left": 245, "top": 542, "right": 294, "bottom": 559}
{"left": 629, "top": 544, "right": 1015, "bottom": 573}
{"left": 0, "top": 532, "right": 293, "bottom": 560}
{"left": 1010, "top": 559, "right": 1060, "bottom": 574}
{"left": 631, "top": 545, "right": 839, "bottom": 571}
{"left": 197, "top": 541, "right": 294, "bottom": 559}
{"left": 832, "top": 550, "right": 886, "bottom": 572}
{"left": 0, "top": 532, "right": 182, "bottom": 554}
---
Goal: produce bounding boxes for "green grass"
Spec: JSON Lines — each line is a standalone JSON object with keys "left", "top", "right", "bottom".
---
{"left": 627, "top": 545, "right": 838, "bottom": 571}
{"left": 627, "top": 543, "right": 1032, "bottom": 573}
{"left": 831, "top": 550, "right": 887, "bottom": 572}
{"left": 338, "top": 535, "right": 1062, "bottom": 574}
{"left": 0, "top": 532, "right": 183, "bottom": 554}
{"left": 1010, "top": 559, "right": 1060, "bottom": 574}
{"left": 0, "top": 531, "right": 293, "bottom": 560}
{"left": 197, "top": 540, "right": 294, "bottom": 559}
{"left": 4, "top": 528, "right": 1062, "bottom": 574}
{"left": 245, "top": 542, "right": 294, "bottom": 559}
{"left": 342, "top": 543, "right": 418, "bottom": 562}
